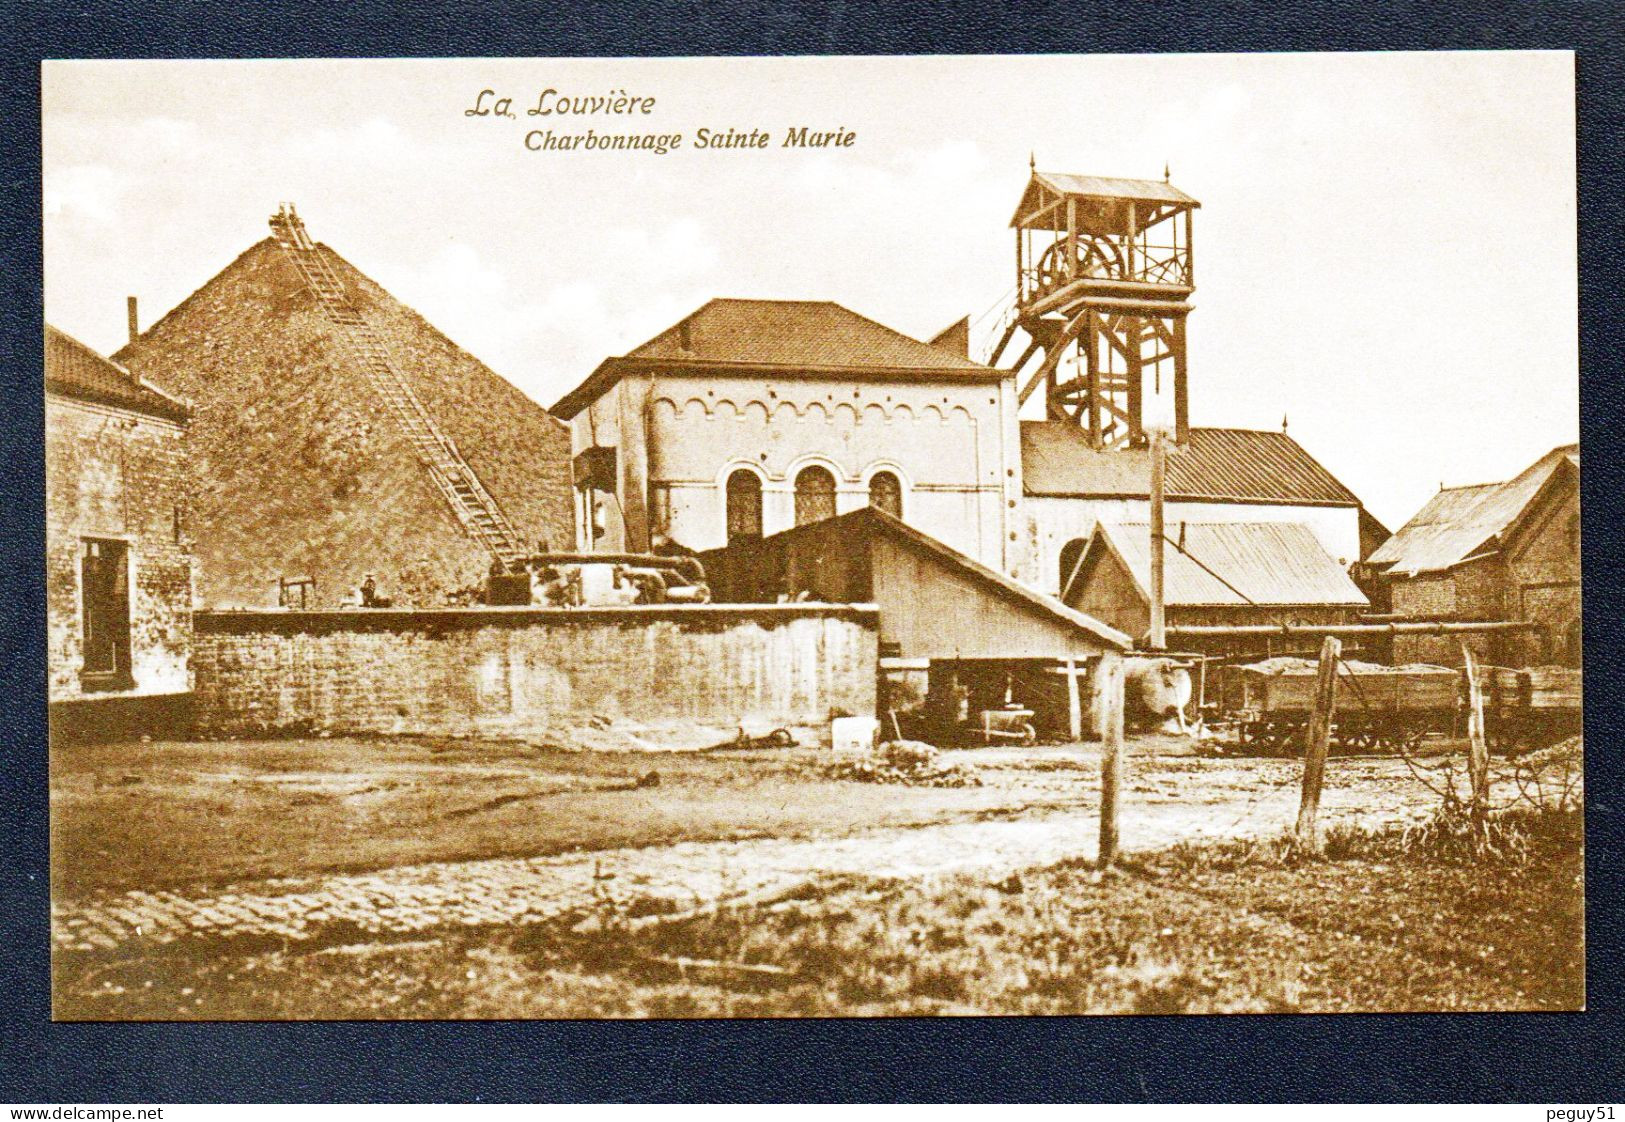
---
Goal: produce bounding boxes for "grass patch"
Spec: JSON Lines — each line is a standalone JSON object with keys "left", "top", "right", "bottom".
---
{"left": 55, "top": 808, "right": 1582, "bottom": 1019}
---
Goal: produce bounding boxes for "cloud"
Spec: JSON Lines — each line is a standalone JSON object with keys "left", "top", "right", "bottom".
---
{"left": 43, "top": 164, "right": 127, "bottom": 225}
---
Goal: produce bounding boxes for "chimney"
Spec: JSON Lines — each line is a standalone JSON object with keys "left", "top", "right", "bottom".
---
{"left": 126, "top": 296, "right": 139, "bottom": 343}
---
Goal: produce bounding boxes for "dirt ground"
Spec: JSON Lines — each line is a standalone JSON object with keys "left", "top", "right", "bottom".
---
{"left": 50, "top": 732, "right": 1532, "bottom": 897}
{"left": 50, "top": 733, "right": 1583, "bottom": 1019}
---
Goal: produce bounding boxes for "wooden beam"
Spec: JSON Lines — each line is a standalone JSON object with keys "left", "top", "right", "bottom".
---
{"left": 1085, "top": 310, "right": 1102, "bottom": 446}
{"left": 1096, "top": 654, "right": 1125, "bottom": 868}
{"left": 1460, "top": 642, "right": 1490, "bottom": 829}
{"left": 1173, "top": 316, "right": 1189, "bottom": 445}
{"left": 1066, "top": 196, "right": 1078, "bottom": 278}
{"left": 1295, "top": 636, "right": 1340, "bottom": 855}
{"left": 1066, "top": 657, "right": 1083, "bottom": 742}
{"left": 1018, "top": 311, "right": 1089, "bottom": 405}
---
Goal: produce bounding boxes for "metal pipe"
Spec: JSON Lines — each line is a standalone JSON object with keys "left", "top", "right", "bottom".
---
{"left": 1162, "top": 620, "right": 1536, "bottom": 640}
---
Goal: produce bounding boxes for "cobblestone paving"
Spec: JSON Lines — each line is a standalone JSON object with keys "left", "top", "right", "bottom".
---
{"left": 52, "top": 773, "right": 1433, "bottom": 956}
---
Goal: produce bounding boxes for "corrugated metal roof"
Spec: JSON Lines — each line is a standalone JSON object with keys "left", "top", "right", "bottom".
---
{"left": 554, "top": 299, "right": 995, "bottom": 419}
{"left": 1022, "top": 423, "right": 1362, "bottom": 506}
{"left": 45, "top": 325, "right": 189, "bottom": 421}
{"left": 1366, "top": 445, "right": 1579, "bottom": 576}
{"left": 1088, "top": 521, "right": 1369, "bottom": 607}
{"left": 1034, "top": 172, "right": 1199, "bottom": 206}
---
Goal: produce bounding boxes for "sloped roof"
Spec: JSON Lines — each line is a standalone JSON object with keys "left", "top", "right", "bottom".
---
{"left": 1367, "top": 444, "right": 1579, "bottom": 576}
{"left": 701, "top": 506, "right": 1129, "bottom": 650}
{"left": 863, "top": 507, "right": 1130, "bottom": 648}
{"left": 116, "top": 236, "right": 574, "bottom": 609}
{"left": 1022, "top": 422, "right": 1363, "bottom": 506}
{"left": 1012, "top": 171, "right": 1200, "bottom": 229}
{"left": 46, "top": 325, "right": 189, "bottom": 422}
{"left": 553, "top": 298, "right": 996, "bottom": 419}
{"left": 1080, "top": 521, "right": 1369, "bottom": 608}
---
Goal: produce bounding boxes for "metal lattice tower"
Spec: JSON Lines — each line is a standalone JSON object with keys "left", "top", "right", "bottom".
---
{"left": 268, "top": 204, "right": 528, "bottom": 568}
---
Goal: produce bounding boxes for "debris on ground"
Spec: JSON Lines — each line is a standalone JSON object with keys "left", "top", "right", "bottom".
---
{"left": 825, "top": 739, "right": 982, "bottom": 788}
{"left": 702, "top": 728, "right": 798, "bottom": 752}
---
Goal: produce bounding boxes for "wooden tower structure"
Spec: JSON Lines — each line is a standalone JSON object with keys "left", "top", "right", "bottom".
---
{"left": 990, "top": 167, "right": 1199, "bottom": 449}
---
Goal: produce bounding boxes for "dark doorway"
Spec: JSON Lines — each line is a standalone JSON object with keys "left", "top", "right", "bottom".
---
{"left": 80, "top": 537, "right": 132, "bottom": 691}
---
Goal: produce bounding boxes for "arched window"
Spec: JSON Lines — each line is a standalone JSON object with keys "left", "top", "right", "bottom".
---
{"left": 1058, "top": 537, "right": 1088, "bottom": 599}
{"left": 868, "top": 470, "right": 903, "bottom": 518}
{"left": 725, "top": 469, "right": 763, "bottom": 545}
{"left": 794, "top": 465, "right": 838, "bottom": 527}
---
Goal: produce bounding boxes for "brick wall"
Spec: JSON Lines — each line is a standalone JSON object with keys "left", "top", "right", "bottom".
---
{"left": 46, "top": 395, "right": 193, "bottom": 703}
{"left": 191, "top": 604, "right": 877, "bottom": 739}
{"left": 1389, "top": 558, "right": 1505, "bottom": 666}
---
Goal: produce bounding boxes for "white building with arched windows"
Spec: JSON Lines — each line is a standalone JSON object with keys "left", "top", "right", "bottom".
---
{"left": 552, "top": 297, "right": 1385, "bottom": 620}
{"left": 551, "top": 299, "right": 1026, "bottom": 571}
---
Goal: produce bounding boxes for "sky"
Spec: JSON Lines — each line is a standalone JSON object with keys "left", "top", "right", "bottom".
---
{"left": 42, "top": 53, "right": 1577, "bottom": 529}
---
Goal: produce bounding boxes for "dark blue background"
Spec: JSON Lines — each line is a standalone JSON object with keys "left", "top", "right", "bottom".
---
{"left": 3, "top": 1, "right": 1621, "bottom": 1104}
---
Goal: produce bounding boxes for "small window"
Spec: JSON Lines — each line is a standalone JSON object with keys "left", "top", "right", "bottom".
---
{"left": 80, "top": 538, "right": 132, "bottom": 690}
{"left": 868, "top": 470, "right": 903, "bottom": 518}
{"left": 725, "top": 469, "right": 763, "bottom": 544}
{"left": 794, "top": 466, "right": 838, "bottom": 527}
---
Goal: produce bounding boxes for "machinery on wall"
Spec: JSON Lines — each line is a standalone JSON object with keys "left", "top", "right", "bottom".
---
{"left": 485, "top": 551, "right": 711, "bottom": 607}
{"left": 989, "top": 165, "right": 1199, "bottom": 449}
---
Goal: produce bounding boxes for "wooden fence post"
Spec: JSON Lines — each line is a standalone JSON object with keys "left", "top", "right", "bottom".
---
{"left": 1296, "top": 635, "right": 1341, "bottom": 853}
{"left": 1459, "top": 642, "right": 1490, "bottom": 828}
{"left": 1097, "top": 654, "right": 1126, "bottom": 868}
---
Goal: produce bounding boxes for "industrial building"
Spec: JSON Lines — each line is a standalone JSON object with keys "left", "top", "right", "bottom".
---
{"left": 1363, "top": 444, "right": 1580, "bottom": 667}
{"left": 45, "top": 325, "right": 195, "bottom": 738}
{"left": 1060, "top": 520, "right": 1370, "bottom": 657}
{"left": 551, "top": 297, "right": 1023, "bottom": 572}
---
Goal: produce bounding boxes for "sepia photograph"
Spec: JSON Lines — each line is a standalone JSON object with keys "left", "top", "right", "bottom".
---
{"left": 42, "top": 51, "right": 1581, "bottom": 1020}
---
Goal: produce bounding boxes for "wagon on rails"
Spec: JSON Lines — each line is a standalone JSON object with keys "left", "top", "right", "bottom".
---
{"left": 1474, "top": 664, "right": 1583, "bottom": 752}
{"left": 1220, "top": 657, "right": 1459, "bottom": 755}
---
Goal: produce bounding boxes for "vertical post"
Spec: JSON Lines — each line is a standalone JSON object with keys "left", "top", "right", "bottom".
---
{"left": 126, "top": 296, "right": 139, "bottom": 343}
{"left": 1085, "top": 312, "right": 1102, "bottom": 447}
{"left": 1172, "top": 317, "right": 1189, "bottom": 446}
{"left": 1097, "top": 654, "right": 1126, "bottom": 868}
{"left": 1296, "top": 635, "right": 1341, "bottom": 853}
{"left": 1065, "top": 656, "right": 1083, "bottom": 742}
{"left": 1126, "top": 322, "right": 1144, "bottom": 445}
{"left": 1015, "top": 227, "right": 1023, "bottom": 301}
{"left": 1148, "top": 427, "right": 1167, "bottom": 651}
{"left": 1459, "top": 642, "right": 1490, "bottom": 828}
{"left": 1066, "top": 196, "right": 1078, "bottom": 278}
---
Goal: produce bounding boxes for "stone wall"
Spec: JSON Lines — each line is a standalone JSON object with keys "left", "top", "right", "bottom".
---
{"left": 191, "top": 604, "right": 878, "bottom": 740}
{"left": 45, "top": 394, "right": 193, "bottom": 703}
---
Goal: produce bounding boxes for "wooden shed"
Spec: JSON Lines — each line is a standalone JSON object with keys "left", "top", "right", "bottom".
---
{"left": 1061, "top": 520, "right": 1370, "bottom": 659}
{"left": 699, "top": 507, "right": 1129, "bottom": 740}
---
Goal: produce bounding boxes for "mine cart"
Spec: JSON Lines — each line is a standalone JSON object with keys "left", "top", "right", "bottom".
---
{"left": 1228, "top": 657, "right": 1458, "bottom": 755}
{"left": 1474, "top": 664, "right": 1583, "bottom": 751}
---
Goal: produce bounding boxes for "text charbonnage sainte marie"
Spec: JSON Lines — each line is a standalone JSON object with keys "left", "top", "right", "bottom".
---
{"left": 465, "top": 87, "right": 857, "bottom": 156}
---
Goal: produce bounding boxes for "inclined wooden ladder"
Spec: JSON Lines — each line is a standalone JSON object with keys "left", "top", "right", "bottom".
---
{"left": 268, "top": 204, "right": 529, "bottom": 569}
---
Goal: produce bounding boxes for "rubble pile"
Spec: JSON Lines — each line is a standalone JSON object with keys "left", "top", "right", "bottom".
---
{"left": 825, "top": 739, "right": 983, "bottom": 788}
